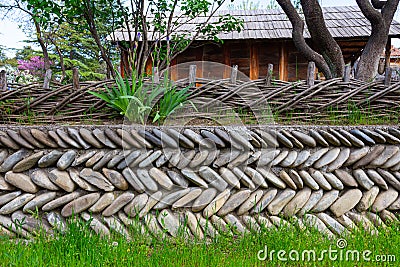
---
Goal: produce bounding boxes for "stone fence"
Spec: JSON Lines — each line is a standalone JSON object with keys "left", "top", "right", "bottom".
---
{"left": 0, "top": 125, "right": 399, "bottom": 239}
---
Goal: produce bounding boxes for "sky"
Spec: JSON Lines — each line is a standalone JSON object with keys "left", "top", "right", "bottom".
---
{"left": 0, "top": 0, "right": 398, "bottom": 57}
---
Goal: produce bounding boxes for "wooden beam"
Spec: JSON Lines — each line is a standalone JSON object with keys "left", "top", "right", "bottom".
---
{"left": 250, "top": 42, "right": 259, "bottom": 80}
{"left": 279, "top": 42, "right": 288, "bottom": 81}
{"left": 170, "top": 58, "right": 178, "bottom": 81}
{"left": 385, "top": 37, "right": 392, "bottom": 69}
{"left": 223, "top": 43, "right": 231, "bottom": 79}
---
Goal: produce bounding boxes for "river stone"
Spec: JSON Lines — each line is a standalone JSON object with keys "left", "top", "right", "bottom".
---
{"left": 282, "top": 188, "right": 312, "bottom": 217}
{"left": 366, "top": 170, "right": 388, "bottom": 190}
{"left": 6, "top": 130, "right": 34, "bottom": 149}
{"left": 369, "top": 146, "right": 399, "bottom": 167}
{"left": 253, "top": 129, "right": 279, "bottom": 148}
{"left": 48, "top": 130, "right": 69, "bottom": 148}
{"left": 19, "top": 129, "right": 44, "bottom": 148}
{"left": 228, "top": 129, "right": 254, "bottom": 151}
{"left": 199, "top": 166, "right": 228, "bottom": 191}
{"left": 316, "top": 213, "right": 349, "bottom": 236}
{"left": 130, "top": 150, "right": 154, "bottom": 167}
{"left": 338, "top": 129, "right": 365, "bottom": 147}
{"left": 318, "top": 130, "right": 341, "bottom": 146}
{"left": 192, "top": 188, "right": 217, "bottom": 212}
{"left": 56, "top": 150, "right": 76, "bottom": 170}
{"left": 157, "top": 209, "right": 183, "bottom": 237}
{"left": 154, "top": 188, "right": 191, "bottom": 210}
{"left": 279, "top": 151, "right": 297, "bottom": 167}
{"left": 224, "top": 214, "right": 248, "bottom": 234}
{"left": 298, "top": 189, "right": 323, "bottom": 215}
{"left": 166, "top": 128, "right": 194, "bottom": 149}
{"left": 189, "top": 150, "right": 209, "bottom": 169}
{"left": 61, "top": 192, "right": 101, "bottom": 217}
{"left": 89, "top": 192, "right": 115, "bottom": 213}
{"left": 291, "top": 130, "right": 316, "bottom": 147}
{"left": 279, "top": 170, "right": 297, "bottom": 190}
{"left": 227, "top": 151, "right": 252, "bottom": 169}
{"left": 181, "top": 168, "right": 208, "bottom": 188}
{"left": 380, "top": 210, "right": 398, "bottom": 223}
{"left": 322, "top": 172, "right": 344, "bottom": 190}
{"left": 213, "top": 149, "right": 240, "bottom": 168}
{"left": 139, "top": 150, "right": 162, "bottom": 168}
{"left": 309, "top": 129, "right": 329, "bottom": 147}
{"left": 12, "top": 210, "right": 51, "bottom": 233}
{"left": 38, "top": 150, "right": 64, "bottom": 168}
{"left": 349, "top": 129, "right": 376, "bottom": 146}
{"left": 81, "top": 212, "right": 109, "bottom": 237}
{"left": 288, "top": 170, "right": 304, "bottom": 189}
{"left": 0, "top": 191, "right": 22, "bottom": 206}
{"left": 353, "top": 169, "right": 374, "bottom": 190}
{"left": 0, "top": 174, "right": 15, "bottom": 190}
{"left": 30, "top": 129, "right": 57, "bottom": 148}
{"left": 85, "top": 151, "right": 105, "bottom": 167}
{"left": 80, "top": 168, "right": 114, "bottom": 191}
{"left": 365, "top": 212, "right": 387, "bottom": 229}
{"left": 0, "top": 215, "right": 22, "bottom": 237}
{"left": 257, "top": 168, "right": 286, "bottom": 189}
{"left": 0, "top": 149, "right": 30, "bottom": 173}
{"left": 48, "top": 169, "right": 76, "bottom": 192}
{"left": 236, "top": 189, "right": 263, "bottom": 215}
{"left": 30, "top": 169, "right": 59, "bottom": 190}
{"left": 267, "top": 216, "right": 290, "bottom": 229}
{"left": 12, "top": 151, "right": 44, "bottom": 172}
{"left": 382, "top": 149, "right": 400, "bottom": 168}
{"left": 291, "top": 150, "right": 311, "bottom": 167}
{"left": 101, "top": 168, "right": 128, "bottom": 190}
{"left": 0, "top": 193, "right": 35, "bottom": 215}
{"left": 334, "top": 169, "right": 358, "bottom": 187}
{"left": 92, "top": 128, "right": 117, "bottom": 148}
{"left": 211, "top": 214, "right": 232, "bottom": 234}
{"left": 302, "top": 148, "right": 329, "bottom": 168}
{"left": 117, "top": 129, "right": 141, "bottom": 149}
{"left": 42, "top": 191, "right": 84, "bottom": 211}
{"left": 203, "top": 149, "right": 221, "bottom": 167}
{"left": 378, "top": 169, "right": 400, "bottom": 190}
{"left": 375, "top": 129, "right": 400, "bottom": 144}
{"left": 388, "top": 127, "right": 400, "bottom": 139}
{"left": 67, "top": 128, "right": 90, "bottom": 149}
{"left": 124, "top": 193, "right": 149, "bottom": 217}
{"left": 67, "top": 168, "right": 96, "bottom": 191}
{"left": 92, "top": 150, "right": 119, "bottom": 171}
{"left": 149, "top": 167, "right": 174, "bottom": 190}
{"left": 244, "top": 167, "right": 268, "bottom": 188}
{"left": 165, "top": 170, "right": 188, "bottom": 188}
{"left": 122, "top": 168, "right": 145, "bottom": 193}
{"left": 138, "top": 130, "right": 162, "bottom": 147}
{"left": 326, "top": 148, "right": 350, "bottom": 172}
{"left": 201, "top": 130, "right": 225, "bottom": 148}
{"left": 371, "top": 187, "right": 399, "bottom": 212}
{"left": 79, "top": 128, "right": 103, "bottom": 148}
{"left": 23, "top": 192, "right": 57, "bottom": 212}
{"left": 138, "top": 191, "right": 163, "bottom": 218}
{"left": 267, "top": 189, "right": 296, "bottom": 216}
{"left": 0, "top": 151, "right": 8, "bottom": 166}
{"left": 103, "top": 216, "right": 130, "bottom": 240}
{"left": 104, "top": 128, "right": 124, "bottom": 147}
{"left": 102, "top": 192, "right": 135, "bottom": 216}
{"left": 5, "top": 171, "right": 38, "bottom": 193}
{"left": 172, "top": 188, "right": 203, "bottom": 209}
{"left": 130, "top": 130, "right": 153, "bottom": 148}
{"left": 353, "top": 145, "right": 385, "bottom": 169}
{"left": 257, "top": 149, "right": 280, "bottom": 166}
{"left": 356, "top": 186, "right": 380, "bottom": 212}
{"left": 144, "top": 213, "right": 166, "bottom": 238}
{"left": 272, "top": 130, "right": 293, "bottom": 148}
{"left": 55, "top": 129, "right": 81, "bottom": 148}
{"left": 0, "top": 131, "right": 19, "bottom": 150}
{"left": 218, "top": 167, "right": 239, "bottom": 189}
{"left": 176, "top": 150, "right": 195, "bottom": 169}
{"left": 118, "top": 150, "right": 141, "bottom": 169}
{"left": 203, "top": 189, "right": 231, "bottom": 218}
{"left": 311, "top": 190, "right": 339, "bottom": 212}
{"left": 271, "top": 150, "right": 288, "bottom": 166}
{"left": 152, "top": 129, "right": 179, "bottom": 148}
{"left": 299, "top": 170, "right": 319, "bottom": 190}
{"left": 252, "top": 188, "right": 278, "bottom": 213}
{"left": 136, "top": 169, "right": 158, "bottom": 192}
{"left": 336, "top": 214, "right": 359, "bottom": 231}
{"left": 310, "top": 169, "right": 332, "bottom": 190}
{"left": 46, "top": 211, "right": 67, "bottom": 232}
{"left": 329, "top": 129, "right": 352, "bottom": 147}
{"left": 217, "top": 189, "right": 251, "bottom": 216}
{"left": 72, "top": 150, "right": 97, "bottom": 167}
{"left": 344, "top": 147, "right": 370, "bottom": 167}
{"left": 314, "top": 148, "right": 341, "bottom": 169}
{"left": 185, "top": 211, "right": 204, "bottom": 238}
{"left": 330, "top": 189, "right": 362, "bottom": 217}
{"left": 242, "top": 215, "right": 261, "bottom": 232}
{"left": 232, "top": 167, "right": 255, "bottom": 190}
{"left": 281, "top": 130, "right": 303, "bottom": 149}
{"left": 195, "top": 213, "right": 218, "bottom": 238}
{"left": 388, "top": 195, "right": 400, "bottom": 210}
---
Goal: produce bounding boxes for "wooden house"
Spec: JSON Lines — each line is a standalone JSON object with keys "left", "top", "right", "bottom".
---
{"left": 111, "top": 6, "right": 400, "bottom": 81}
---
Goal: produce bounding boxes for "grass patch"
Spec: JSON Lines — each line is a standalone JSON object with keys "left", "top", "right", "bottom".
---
{"left": 0, "top": 216, "right": 399, "bottom": 266}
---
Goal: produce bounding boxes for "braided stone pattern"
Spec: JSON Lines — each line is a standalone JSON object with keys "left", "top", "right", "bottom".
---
{"left": 0, "top": 126, "right": 399, "bottom": 239}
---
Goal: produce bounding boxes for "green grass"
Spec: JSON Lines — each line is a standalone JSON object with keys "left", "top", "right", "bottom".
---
{"left": 0, "top": 216, "right": 399, "bottom": 266}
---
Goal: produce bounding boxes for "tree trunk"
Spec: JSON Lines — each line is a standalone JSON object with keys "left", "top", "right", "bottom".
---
{"left": 301, "top": 0, "right": 345, "bottom": 77}
{"left": 34, "top": 20, "right": 51, "bottom": 72}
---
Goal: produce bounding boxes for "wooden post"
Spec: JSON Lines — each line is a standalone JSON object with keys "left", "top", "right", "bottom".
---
{"left": 265, "top": 64, "right": 274, "bottom": 86}
{"left": 189, "top": 65, "right": 197, "bottom": 85}
{"left": 72, "top": 67, "right": 80, "bottom": 90}
{"left": 385, "top": 67, "right": 392, "bottom": 87}
{"left": 43, "top": 69, "right": 52, "bottom": 89}
{"left": 385, "top": 37, "right": 392, "bottom": 69}
{"left": 250, "top": 42, "right": 259, "bottom": 80}
{"left": 152, "top": 67, "right": 160, "bottom": 84}
{"left": 307, "top": 62, "right": 315, "bottom": 87}
{"left": 0, "top": 70, "right": 7, "bottom": 91}
{"left": 170, "top": 58, "right": 178, "bottom": 81}
{"left": 343, "top": 64, "right": 351, "bottom": 82}
{"left": 230, "top": 65, "right": 238, "bottom": 84}
{"left": 223, "top": 44, "right": 231, "bottom": 79}
{"left": 279, "top": 43, "right": 288, "bottom": 81}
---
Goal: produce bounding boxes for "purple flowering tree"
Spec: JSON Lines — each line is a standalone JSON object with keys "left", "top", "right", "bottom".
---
{"left": 17, "top": 56, "right": 50, "bottom": 77}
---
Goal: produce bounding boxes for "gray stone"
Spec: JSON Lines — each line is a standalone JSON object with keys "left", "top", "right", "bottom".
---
{"left": 103, "top": 216, "right": 131, "bottom": 240}
{"left": 330, "top": 189, "right": 362, "bottom": 217}
{"left": 314, "top": 148, "right": 341, "bottom": 169}
{"left": 118, "top": 150, "right": 141, "bottom": 169}
{"left": 0, "top": 193, "right": 35, "bottom": 215}
{"left": 79, "top": 128, "right": 103, "bottom": 148}
{"left": 316, "top": 213, "right": 349, "bottom": 236}
{"left": 369, "top": 146, "right": 399, "bottom": 167}
{"left": 298, "top": 189, "right": 323, "bottom": 215}
{"left": 237, "top": 189, "right": 264, "bottom": 215}
{"left": 253, "top": 129, "right": 279, "bottom": 148}
{"left": 228, "top": 129, "right": 254, "bottom": 151}
{"left": 379, "top": 169, "right": 400, "bottom": 190}
{"left": 92, "top": 128, "right": 117, "bottom": 148}
{"left": 81, "top": 212, "right": 109, "bottom": 237}
{"left": 56, "top": 129, "right": 81, "bottom": 148}
{"left": 326, "top": 148, "right": 350, "bottom": 172}
{"left": 6, "top": 130, "right": 34, "bottom": 149}
{"left": 302, "top": 148, "right": 329, "bottom": 168}
{"left": 201, "top": 130, "right": 225, "bottom": 148}
{"left": 282, "top": 188, "right": 312, "bottom": 217}
{"left": 12, "top": 210, "right": 51, "bottom": 233}
{"left": 309, "top": 130, "right": 329, "bottom": 147}
{"left": 61, "top": 192, "right": 101, "bottom": 217}
{"left": 72, "top": 150, "right": 97, "bottom": 167}
{"left": 0, "top": 214, "right": 28, "bottom": 237}
{"left": 318, "top": 130, "right": 341, "bottom": 146}
{"left": 344, "top": 147, "right": 370, "bottom": 166}
{"left": 203, "top": 189, "right": 231, "bottom": 218}
{"left": 136, "top": 168, "right": 158, "bottom": 192}
{"left": 0, "top": 174, "right": 15, "bottom": 190}
{"left": 19, "top": 129, "right": 44, "bottom": 148}
{"left": 372, "top": 187, "right": 398, "bottom": 212}
{"left": 299, "top": 170, "right": 319, "bottom": 190}
{"left": 252, "top": 188, "right": 277, "bottom": 213}
{"left": 0, "top": 131, "right": 20, "bottom": 149}
{"left": 311, "top": 190, "right": 339, "bottom": 212}
{"left": 273, "top": 130, "right": 293, "bottom": 148}
{"left": 38, "top": 150, "right": 64, "bottom": 168}
{"left": 0, "top": 150, "right": 8, "bottom": 166}
{"left": 213, "top": 149, "right": 240, "bottom": 168}
{"left": 279, "top": 151, "right": 297, "bottom": 167}
{"left": 322, "top": 172, "right": 344, "bottom": 190}
{"left": 267, "top": 189, "right": 296, "bottom": 215}
{"left": 80, "top": 168, "right": 114, "bottom": 191}
{"left": 329, "top": 129, "right": 352, "bottom": 147}
{"left": 380, "top": 210, "right": 398, "bottom": 223}
{"left": 353, "top": 169, "right": 374, "bottom": 190}
{"left": 217, "top": 189, "right": 251, "bottom": 216}
{"left": 288, "top": 170, "right": 304, "bottom": 189}
{"left": 124, "top": 193, "right": 149, "bottom": 217}
{"left": 382, "top": 149, "right": 400, "bottom": 168}
{"left": 232, "top": 167, "right": 256, "bottom": 190}
{"left": 334, "top": 169, "right": 358, "bottom": 187}
{"left": 12, "top": 151, "right": 44, "bottom": 172}
{"left": 166, "top": 128, "right": 194, "bottom": 149}
{"left": 102, "top": 168, "right": 129, "bottom": 190}
{"left": 57, "top": 150, "right": 76, "bottom": 170}
{"left": 68, "top": 128, "right": 90, "bottom": 149}
{"left": 192, "top": 188, "right": 217, "bottom": 212}
{"left": 176, "top": 150, "right": 195, "bottom": 169}
{"left": 104, "top": 128, "right": 124, "bottom": 147}
{"left": 353, "top": 145, "right": 385, "bottom": 169}
{"left": 49, "top": 169, "right": 76, "bottom": 192}
{"left": 199, "top": 166, "right": 228, "bottom": 191}
{"left": 244, "top": 167, "right": 268, "bottom": 188}
{"left": 131, "top": 130, "right": 153, "bottom": 148}
{"left": 107, "top": 152, "right": 125, "bottom": 169}
{"left": 102, "top": 192, "right": 135, "bottom": 216}
{"left": 154, "top": 188, "right": 191, "bottom": 210}
{"left": 139, "top": 150, "right": 162, "bottom": 168}
{"left": 167, "top": 170, "right": 189, "bottom": 188}
{"left": 185, "top": 211, "right": 204, "bottom": 238}
{"left": 144, "top": 213, "right": 166, "bottom": 238}
{"left": 291, "top": 150, "right": 310, "bottom": 167}
{"left": 181, "top": 168, "right": 208, "bottom": 188}
{"left": 138, "top": 191, "right": 163, "bottom": 218}
{"left": 202, "top": 149, "right": 220, "bottom": 167}
{"left": 0, "top": 149, "right": 29, "bottom": 173}
{"left": 242, "top": 215, "right": 261, "bottom": 232}
{"left": 117, "top": 129, "right": 142, "bottom": 149}
{"left": 48, "top": 130, "right": 69, "bottom": 148}
{"left": 310, "top": 169, "right": 332, "bottom": 190}
{"left": 257, "top": 149, "right": 280, "bottom": 166}
{"left": 349, "top": 129, "right": 376, "bottom": 146}
{"left": 211, "top": 214, "right": 232, "bottom": 234}
{"left": 291, "top": 130, "right": 316, "bottom": 147}
{"left": 68, "top": 168, "right": 97, "bottom": 191}
{"left": 271, "top": 150, "right": 288, "bottom": 166}
{"left": 153, "top": 129, "right": 179, "bottom": 148}
{"left": 149, "top": 167, "right": 174, "bottom": 190}
{"left": 223, "top": 214, "right": 247, "bottom": 234}
{"left": 375, "top": 129, "right": 400, "bottom": 144}
{"left": 30, "top": 129, "right": 58, "bottom": 148}
{"left": 31, "top": 169, "right": 59, "bottom": 190}
{"left": 282, "top": 130, "right": 304, "bottom": 149}
{"left": 227, "top": 151, "right": 252, "bottom": 169}
{"left": 138, "top": 130, "right": 162, "bottom": 147}
{"left": 85, "top": 151, "right": 105, "bottom": 167}
{"left": 130, "top": 150, "right": 153, "bottom": 167}
{"left": 189, "top": 150, "right": 209, "bottom": 168}
{"left": 172, "top": 188, "right": 203, "bottom": 209}
{"left": 356, "top": 186, "right": 380, "bottom": 212}
{"left": 23, "top": 192, "right": 57, "bottom": 212}
{"left": 338, "top": 129, "right": 365, "bottom": 147}
{"left": 5, "top": 171, "right": 38, "bottom": 193}
{"left": 0, "top": 191, "right": 21, "bottom": 205}
{"left": 92, "top": 150, "right": 119, "bottom": 171}
{"left": 89, "top": 192, "right": 115, "bottom": 213}
{"left": 122, "top": 168, "right": 145, "bottom": 193}
{"left": 303, "top": 214, "right": 335, "bottom": 238}
{"left": 279, "top": 170, "right": 297, "bottom": 190}
{"left": 366, "top": 170, "right": 388, "bottom": 190}
{"left": 257, "top": 168, "right": 286, "bottom": 189}
{"left": 388, "top": 195, "right": 400, "bottom": 210}
{"left": 158, "top": 209, "right": 183, "bottom": 237}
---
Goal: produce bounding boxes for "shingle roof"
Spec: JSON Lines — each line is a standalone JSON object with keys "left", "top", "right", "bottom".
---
{"left": 110, "top": 6, "right": 400, "bottom": 41}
